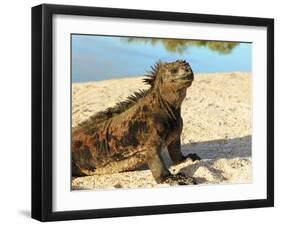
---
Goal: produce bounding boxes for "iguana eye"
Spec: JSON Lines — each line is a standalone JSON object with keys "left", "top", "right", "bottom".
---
{"left": 171, "top": 68, "right": 178, "bottom": 74}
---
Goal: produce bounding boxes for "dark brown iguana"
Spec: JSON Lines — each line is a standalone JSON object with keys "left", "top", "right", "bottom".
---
{"left": 72, "top": 60, "right": 200, "bottom": 185}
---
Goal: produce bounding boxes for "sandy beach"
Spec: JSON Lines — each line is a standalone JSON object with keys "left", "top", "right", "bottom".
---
{"left": 72, "top": 72, "right": 252, "bottom": 190}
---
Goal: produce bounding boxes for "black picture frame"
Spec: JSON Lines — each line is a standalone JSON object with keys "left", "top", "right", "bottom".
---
{"left": 31, "top": 3, "right": 274, "bottom": 222}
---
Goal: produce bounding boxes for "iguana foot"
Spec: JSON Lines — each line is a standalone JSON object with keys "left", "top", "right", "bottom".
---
{"left": 164, "top": 173, "right": 197, "bottom": 186}
{"left": 183, "top": 153, "right": 201, "bottom": 162}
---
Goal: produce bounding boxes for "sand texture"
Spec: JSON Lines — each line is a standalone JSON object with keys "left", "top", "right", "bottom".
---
{"left": 72, "top": 72, "right": 252, "bottom": 190}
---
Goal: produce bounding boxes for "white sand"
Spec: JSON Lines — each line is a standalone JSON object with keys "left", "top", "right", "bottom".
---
{"left": 72, "top": 72, "right": 252, "bottom": 190}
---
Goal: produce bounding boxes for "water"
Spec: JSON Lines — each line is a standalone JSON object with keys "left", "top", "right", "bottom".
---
{"left": 72, "top": 34, "right": 252, "bottom": 83}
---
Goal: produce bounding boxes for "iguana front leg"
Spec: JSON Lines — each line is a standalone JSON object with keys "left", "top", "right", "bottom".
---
{"left": 167, "top": 137, "right": 184, "bottom": 164}
{"left": 167, "top": 137, "right": 201, "bottom": 165}
{"left": 146, "top": 142, "right": 195, "bottom": 185}
{"left": 146, "top": 143, "right": 171, "bottom": 183}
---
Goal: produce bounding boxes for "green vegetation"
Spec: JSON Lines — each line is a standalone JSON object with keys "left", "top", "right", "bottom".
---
{"left": 123, "top": 37, "right": 239, "bottom": 54}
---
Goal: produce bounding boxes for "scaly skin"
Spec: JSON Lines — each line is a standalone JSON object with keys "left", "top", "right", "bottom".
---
{"left": 72, "top": 60, "right": 199, "bottom": 185}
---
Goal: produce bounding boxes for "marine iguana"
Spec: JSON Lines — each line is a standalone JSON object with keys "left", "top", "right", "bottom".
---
{"left": 72, "top": 60, "right": 200, "bottom": 185}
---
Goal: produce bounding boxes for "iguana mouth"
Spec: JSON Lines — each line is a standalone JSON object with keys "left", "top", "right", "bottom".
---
{"left": 178, "top": 72, "right": 194, "bottom": 82}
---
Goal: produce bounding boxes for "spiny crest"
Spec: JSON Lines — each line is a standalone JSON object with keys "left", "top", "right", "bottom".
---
{"left": 143, "top": 61, "right": 161, "bottom": 86}
{"left": 76, "top": 89, "right": 149, "bottom": 129}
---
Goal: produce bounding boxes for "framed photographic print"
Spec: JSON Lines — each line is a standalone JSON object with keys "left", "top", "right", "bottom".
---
{"left": 31, "top": 4, "right": 274, "bottom": 221}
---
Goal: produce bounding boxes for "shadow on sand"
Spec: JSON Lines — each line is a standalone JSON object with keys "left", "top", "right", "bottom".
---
{"left": 180, "top": 135, "right": 251, "bottom": 183}
{"left": 181, "top": 135, "right": 251, "bottom": 160}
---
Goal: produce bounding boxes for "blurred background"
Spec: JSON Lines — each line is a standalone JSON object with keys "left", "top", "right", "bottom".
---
{"left": 72, "top": 34, "right": 252, "bottom": 82}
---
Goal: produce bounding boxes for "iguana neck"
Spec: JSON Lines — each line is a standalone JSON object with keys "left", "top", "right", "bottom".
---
{"left": 150, "top": 88, "right": 182, "bottom": 120}
{"left": 152, "top": 86, "right": 187, "bottom": 111}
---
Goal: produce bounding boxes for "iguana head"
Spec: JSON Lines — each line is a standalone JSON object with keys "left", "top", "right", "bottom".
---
{"left": 144, "top": 60, "right": 194, "bottom": 88}
{"left": 144, "top": 60, "right": 194, "bottom": 107}
{"left": 162, "top": 60, "right": 193, "bottom": 87}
